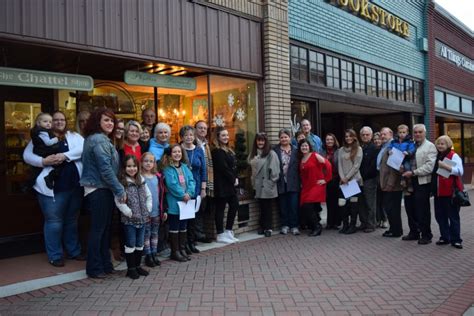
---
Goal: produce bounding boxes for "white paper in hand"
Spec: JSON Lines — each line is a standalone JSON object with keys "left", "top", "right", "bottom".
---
{"left": 436, "top": 158, "right": 456, "bottom": 179}
{"left": 178, "top": 199, "right": 196, "bottom": 220}
{"left": 340, "top": 179, "right": 361, "bottom": 199}
{"left": 195, "top": 196, "right": 202, "bottom": 213}
{"left": 387, "top": 147, "right": 405, "bottom": 171}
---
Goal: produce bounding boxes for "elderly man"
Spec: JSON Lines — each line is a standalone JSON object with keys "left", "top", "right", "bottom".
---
{"left": 358, "top": 126, "right": 378, "bottom": 232}
{"left": 299, "top": 119, "right": 323, "bottom": 153}
{"left": 402, "top": 124, "right": 437, "bottom": 245}
{"left": 378, "top": 127, "right": 404, "bottom": 238}
{"left": 141, "top": 108, "right": 157, "bottom": 135}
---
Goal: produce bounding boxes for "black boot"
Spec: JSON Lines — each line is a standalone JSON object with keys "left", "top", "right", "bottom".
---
{"left": 151, "top": 253, "right": 161, "bottom": 266}
{"left": 344, "top": 206, "right": 358, "bottom": 235}
{"left": 145, "top": 254, "right": 155, "bottom": 268}
{"left": 170, "top": 232, "right": 186, "bottom": 262}
{"left": 339, "top": 218, "right": 349, "bottom": 234}
{"left": 309, "top": 224, "right": 322, "bottom": 236}
{"left": 125, "top": 252, "right": 139, "bottom": 280}
{"left": 309, "top": 206, "right": 322, "bottom": 236}
{"left": 184, "top": 242, "right": 193, "bottom": 255}
{"left": 135, "top": 250, "right": 149, "bottom": 276}
{"left": 179, "top": 232, "right": 191, "bottom": 261}
{"left": 188, "top": 242, "right": 200, "bottom": 253}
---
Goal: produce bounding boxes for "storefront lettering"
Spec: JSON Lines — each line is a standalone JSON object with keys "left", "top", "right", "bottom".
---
{"left": 437, "top": 41, "right": 474, "bottom": 73}
{"left": 330, "top": 0, "right": 410, "bottom": 38}
{"left": 0, "top": 67, "right": 93, "bottom": 91}
{"left": 124, "top": 70, "right": 196, "bottom": 90}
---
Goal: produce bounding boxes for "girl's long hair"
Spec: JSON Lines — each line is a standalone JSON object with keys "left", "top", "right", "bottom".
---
{"left": 343, "top": 129, "right": 359, "bottom": 161}
{"left": 249, "top": 132, "right": 271, "bottom": 160}
{"left": 213, "top": 126, "right": 235, "bottom": 154}
{"left": 119, "top": 154, "right": 142, "bottom": 186}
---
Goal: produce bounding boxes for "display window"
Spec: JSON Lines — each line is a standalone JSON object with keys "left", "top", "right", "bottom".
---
{"left": 463, "top": 124, "right": 474, "bottom": 164}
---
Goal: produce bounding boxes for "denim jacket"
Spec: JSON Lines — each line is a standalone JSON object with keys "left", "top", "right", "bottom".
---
{"left": 80, "top": 133, "right": 125, "bottom": 198}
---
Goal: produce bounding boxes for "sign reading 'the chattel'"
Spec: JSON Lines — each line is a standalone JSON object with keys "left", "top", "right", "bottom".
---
{"left": 124, "top": 70, "right": 196, "bottom": 90}
{"left": 0, "top": 67, "right": 94, "bottom": 91}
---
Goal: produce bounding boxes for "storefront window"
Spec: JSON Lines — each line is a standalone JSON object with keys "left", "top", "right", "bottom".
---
{"left": 309, "top": 51, "right": 325, "bottom": 84}
{"left": 405, "top": 79, "right": 414, "bottom": 103}
{"left": 444, "top": 123, "right": 462, "bottom": 154}
{"left": 354, "top": 64, "right": 365, "bottom": 94}
{"left": 435, "top": 90, "right": 445, "bottom": 108}
{"left": 157, "top": 75, "right": 208, "bottom": 142}
{"left": 291, "top": 100, "right": 312, "bottom": 129}
{"left": 461, "top": 98, "right": 473, "bottom": 114}
{"left": 367, "top": 68, "right": 377, "bottom": 96}
{"left": 388, "top": 74, "right": 396, "bottom": 100}
{"left": 464, "top": 124, "right": 474, "bottom": 163}
{"left": 397, "top": 77, "right": 405, "bottom": 101}
{"left": 57, "top": 90, "right": 78, "bottom": 131}
{"left": 341, "top": 60, "right": 353, "bottom": 92}
{"left": 378, "top": 71, "right": 387, "bottom": 98}
{"left": 5, "top": 102, "right": 41, "bottom": 194}
{"left": 77, "top": 81, "right": 155, "bottom": 124}
{"left": 446, "top": 94, "right": 460, "bottom": 112}
{"left": 290, "top": 45, "right": 308, "bottom": 82}
{"left": 209, "top": 75, "right": 257, "bottom": 198}
{"left": 326, "top": 56, "right": 340, "bottom": 89}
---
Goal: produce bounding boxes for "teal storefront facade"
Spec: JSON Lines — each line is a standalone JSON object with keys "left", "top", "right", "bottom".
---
{"left": 288, "top": 0, "right": 429, "bottom": 140}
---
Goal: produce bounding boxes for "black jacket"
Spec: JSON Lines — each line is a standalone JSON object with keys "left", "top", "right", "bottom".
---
{"left": 360, "top": 142, "right": 379, "bottom": 180}
{"left": 211, "top": 147, "right": 237, "bottom": 198}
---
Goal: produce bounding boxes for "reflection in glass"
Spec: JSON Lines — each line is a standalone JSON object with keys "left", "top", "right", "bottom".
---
{"left": 464, "top": 124, "right": 474, "bottom": 163}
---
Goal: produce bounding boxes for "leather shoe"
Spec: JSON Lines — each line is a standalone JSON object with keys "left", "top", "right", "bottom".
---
{"left": 435, "top": 240, "right": 449, "bottom": 245}
{"left": 363, "top": 228, "right": 375, "bottom": 233}
{"left": 105, "top": 269, "right": 117, "bottom": 275}
{"left": 402, "top": 234, "right": 419, "bottom": 241}
{"left": 197, "top": 237, "right": 213, "bottom": 243}
{"left": 49, "top": 259, "right": 65, "bottom": 267}
{"left": 88, "top": 273, "right": 107, "bottom": 279}
{"left": 383, "top": 232, "right": 402, "bottom": 238}
{"left": 418, "top": 238, "right": 432, "bottom": 245}
{"left": 452, "top": 242, "right": 463, "bottom": 249}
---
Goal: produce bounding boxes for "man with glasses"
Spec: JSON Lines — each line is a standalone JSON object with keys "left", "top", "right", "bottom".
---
{"left": 358, "top": 126, "right": 378, "bottom": 233}
{"left": 401, "top": 124, "right": 437, "bottom": 245}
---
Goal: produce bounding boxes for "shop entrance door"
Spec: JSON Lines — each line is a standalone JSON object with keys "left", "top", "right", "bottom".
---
{"left": 0, "top": 86, "right": 54, "bottom": 257}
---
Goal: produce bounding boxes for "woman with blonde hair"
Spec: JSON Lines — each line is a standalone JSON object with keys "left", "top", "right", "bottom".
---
{"left": 432, "top": 135, "right": 464, "bottom": 249}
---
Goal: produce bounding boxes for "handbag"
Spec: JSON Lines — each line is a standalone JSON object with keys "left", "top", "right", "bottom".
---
{"left": 453, "top": 176, "right": 471, "bottom": 207}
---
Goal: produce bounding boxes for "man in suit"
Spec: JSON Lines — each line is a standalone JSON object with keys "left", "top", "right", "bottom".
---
{"left": 402, "top": 124, "right": 437, "bottom": 245}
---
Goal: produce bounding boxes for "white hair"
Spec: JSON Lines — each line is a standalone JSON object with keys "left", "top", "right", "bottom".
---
{"left": 154, "top": 122, "right": 171, "bottom": 139}
{"left": 360, "top": 126, "right": 373, "bottom": 135}
{"left": 413, "top": 124, "right": 426, "bottom": 132}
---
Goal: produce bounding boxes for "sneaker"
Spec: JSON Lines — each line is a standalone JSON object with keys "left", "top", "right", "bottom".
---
{"left": 290, "top": 227, "right": 300, "bottom": 235}
{"left": 226, "top": 230, "right": 239, "bottom": 242}
{"left": 217, "top": 232, "right": 234, "bottom": 244}
{"left": 280, "top": 226, "right": 289, "bottom": 235}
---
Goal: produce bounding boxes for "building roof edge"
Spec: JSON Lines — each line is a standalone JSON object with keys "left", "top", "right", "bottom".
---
{"left": 434, "top": 2, "right": 474, "bottom": 37}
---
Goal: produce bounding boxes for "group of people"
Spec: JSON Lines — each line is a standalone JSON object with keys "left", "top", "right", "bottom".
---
{"left": 23, "top": 109, "right": 465, "bottom": 281}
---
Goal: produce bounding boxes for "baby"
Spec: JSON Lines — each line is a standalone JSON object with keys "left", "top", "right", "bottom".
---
{"left": 30, "top": 113, "right": 62, "bottom": 189}
{"left": 388, "top": 124, "right": 415, "bottom": 190}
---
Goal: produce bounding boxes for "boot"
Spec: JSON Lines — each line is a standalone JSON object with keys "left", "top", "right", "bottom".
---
{"left": 125, "top": 252, "right": 139, "bottom": 280}
{"left": 151, "top": 253, "right": 161, "bottom": 266}
{"left": 179, "top": 232, "right": 191, "bottom": 261}
{"left": 134, "top": 250, "right": 149, "bottom": 276}
{"left": 184, "top": 242, "right": 193, "bottom": 255}
{"left": 145, "top": 254, "right": 155, "bottom": 267}
{"left": 309, "top": 224, "right": 322, "bottom": 236}
{"left": 189, "top": 242, "right": 200, "bottom": 253}
{"left": 339, "top": 218, "right": 349, "bottom": 234}
{"left": 344, "top": 206, "right": 358, "bottom": 235}
{"left": 309, "top": 208, "right": 322, "bottom": 236}
{"left": 170, "top": 233, "right": 186, "bottom": 262}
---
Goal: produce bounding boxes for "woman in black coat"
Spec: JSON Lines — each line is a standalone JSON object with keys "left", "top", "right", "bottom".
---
{"left": 211, "top": 127, "right": 240, "bottom": 244}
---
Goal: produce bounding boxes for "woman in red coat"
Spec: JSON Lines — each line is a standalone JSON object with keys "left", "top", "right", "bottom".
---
{"left": 298, "top": 139, "right": 332, "bottom": 237}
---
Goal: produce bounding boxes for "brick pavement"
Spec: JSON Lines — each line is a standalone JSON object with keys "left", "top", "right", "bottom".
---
{"left": 1, "top": 203, "right": 473, "bottom": 315}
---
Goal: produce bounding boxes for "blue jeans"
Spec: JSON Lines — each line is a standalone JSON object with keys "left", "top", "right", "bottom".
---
{"left": 278, "top": 191, "right": 299, "bottom": 228}
{"left": 85, "top": 189, "right": 114, "bottom": 276}
{"left": 168, "top": 214, "right": 187, "bottom": 232}
{"left": 36, "top": 187, "right": 82, "bottom": 261}
{"left": 434, "top": 196, "right": 462, "bottom": 244}
{"left": 123, "top": 224, "right": 146, "bottom": 249}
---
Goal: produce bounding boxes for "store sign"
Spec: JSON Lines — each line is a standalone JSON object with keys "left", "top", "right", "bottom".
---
{"left": 327, "top": 0, "right": 410, "bottom": 38}
{"left": 436, "top": 41, "right": 474, "bottom": 73}
{"left": 124, "top": 70, "right": 196, "bottom": 90}
{"left": 0, "top": 67, "right": 93, "bottom": 91}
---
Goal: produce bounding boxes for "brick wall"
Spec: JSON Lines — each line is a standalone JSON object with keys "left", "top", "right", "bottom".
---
{"left": 289, "top": 0, "right": 426, "bottom": 80}
{"left": 206, "top": 0, "right": 263, "bottom": 17}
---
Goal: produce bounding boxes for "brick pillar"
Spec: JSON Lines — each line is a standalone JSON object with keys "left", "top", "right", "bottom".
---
{"left": 262, "top": 0, "right": 291, "bottom": 144}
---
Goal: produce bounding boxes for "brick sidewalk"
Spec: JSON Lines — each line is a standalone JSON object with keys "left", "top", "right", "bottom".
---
{"left": 1, "top": 204, "right": 473, "bottom": 315}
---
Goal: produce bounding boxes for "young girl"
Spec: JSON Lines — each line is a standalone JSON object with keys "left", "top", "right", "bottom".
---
{"left": 141, "top": 152, "right": 167, "bottom": 267}
{"left": 115, "top": 155, "right": 152, "bottom": 279}
{"left": 162, "top": 144, "right": 196, "bottom": 262}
